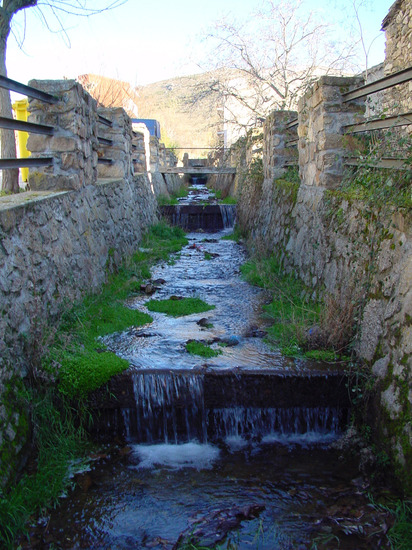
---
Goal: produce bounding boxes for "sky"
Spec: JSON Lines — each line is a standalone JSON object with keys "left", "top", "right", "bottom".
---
{"left": 6, "top": 0, "right": 395, "bottom": 89}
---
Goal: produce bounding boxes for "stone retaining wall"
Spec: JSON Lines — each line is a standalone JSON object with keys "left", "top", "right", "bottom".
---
{"left": 234, "top": 70, "right": 411, "bottom": 488}
{"left": 27, "top": 79, "right": 178, "bottom": 193}
{"left": 0, "top": 175, "right": 158, "bottom": 485}
{"left": 237, "top": 173, "right": 411, "bottom": 490}
{"left": 0, "top": 77, "right": 187, "bottom": 486}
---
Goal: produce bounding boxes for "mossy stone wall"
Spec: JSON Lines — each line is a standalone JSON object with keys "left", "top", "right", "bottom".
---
{"left": 236, "top": 166, "right": 411, "bottom": 489}
{"left": 0, "top": 174, "right": 158, "bottom": 487}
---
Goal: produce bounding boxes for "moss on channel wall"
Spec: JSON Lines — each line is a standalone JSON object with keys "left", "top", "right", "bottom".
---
{"left": 235, "top": 156, "right": 411, "bottom": 494}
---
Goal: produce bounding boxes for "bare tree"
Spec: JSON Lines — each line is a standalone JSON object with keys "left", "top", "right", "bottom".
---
{"left": 0, "top": 0, "right": 126, "bottom": 193}
{"left": 195, "top": 0, "right": 357, "bottom": 143}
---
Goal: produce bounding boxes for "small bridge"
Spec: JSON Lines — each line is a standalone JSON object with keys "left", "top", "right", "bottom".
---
{"left": 158, "top": 166, "right": 236, "bottom": 175}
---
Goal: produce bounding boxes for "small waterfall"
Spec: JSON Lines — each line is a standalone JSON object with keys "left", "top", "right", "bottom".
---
{"left": 171, "top": 205, "right": 189, "bottom": 228}
{"left": 209, "top": 407, "right": 342, "bottom": 443}
{"left": 218, "top": 204, "right": 236, "bottom": 229}
{"left": 118, "top": 372, "right": 346, "bottom": 445}
{"left": 123, "top": 372, "right": 206, "bottom": 444}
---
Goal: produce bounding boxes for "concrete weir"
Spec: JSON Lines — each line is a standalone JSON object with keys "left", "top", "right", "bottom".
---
{"left": 160, "top": 204, "right": 236, "bottom": 231}
{"left": 89, "top": 368, "right": 351, "bottom": 443}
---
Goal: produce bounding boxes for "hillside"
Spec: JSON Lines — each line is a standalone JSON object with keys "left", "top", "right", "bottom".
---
{"left": 135, "top": 71, "right": 223, "bottom": 157}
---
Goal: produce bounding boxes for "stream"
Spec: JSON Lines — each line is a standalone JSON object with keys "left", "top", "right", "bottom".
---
{"left": 23, "top": 182, "right": 395, "bottom": 549}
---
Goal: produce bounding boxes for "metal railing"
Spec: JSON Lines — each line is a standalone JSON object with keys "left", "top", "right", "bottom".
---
{"left": 342, "top": 66, "right": 412, "bottom": 170}
{"left": 284, "top": 117, "right": 299, "bottom": 166}
{"left": 0, "top": 75, "right": 118, "bottom": 174}
{"left": 0, "top": 75, "right": 56, "bottom": 170}
{"left": 281, "top": 67, "right": 412, "bottom": 171}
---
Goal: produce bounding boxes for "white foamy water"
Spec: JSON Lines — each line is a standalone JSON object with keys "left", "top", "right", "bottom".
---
{"left": 224, "top": 435, "right": 249, "bottom": 451}
{"left": 132, "top": 442, "right": 220, "bottom": 470}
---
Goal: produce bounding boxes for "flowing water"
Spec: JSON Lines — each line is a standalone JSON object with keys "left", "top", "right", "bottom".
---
{"left": 26, "top": 183, "right": 394, "bottom": 549}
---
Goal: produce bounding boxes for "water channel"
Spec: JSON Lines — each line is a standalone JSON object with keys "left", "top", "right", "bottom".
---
{"left": 25, "top": 181, "right": 394, "bottom": 549}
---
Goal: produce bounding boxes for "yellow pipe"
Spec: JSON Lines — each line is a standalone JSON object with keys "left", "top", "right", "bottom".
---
{"left": 12, "top": 98, "right": 30, "bottom": 182}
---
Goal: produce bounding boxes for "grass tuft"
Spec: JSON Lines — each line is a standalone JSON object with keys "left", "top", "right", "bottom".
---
{"left": 241, "top": 256, "right": 355, "bottom": 359}
{"left": 186, "top": 341, "right": 222, "bottom": 358}
{"left": 157, "top": 186, "right": 189, "bottom": 205}
{"left": 147, "top": 297, "right": 215, "bottom": 317}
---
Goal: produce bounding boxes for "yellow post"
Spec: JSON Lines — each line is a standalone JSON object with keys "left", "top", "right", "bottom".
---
{"left": 12, "top": 98, "right": 30, "bottom": 182}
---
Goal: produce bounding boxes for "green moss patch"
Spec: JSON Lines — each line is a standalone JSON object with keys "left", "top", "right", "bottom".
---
{"left": 274, "top": 177, "right": 300, "bottom": 204}
{"left": 221, "top": 196, "right": 237, "bottom": 204}
{"left": 157, "top": 186, "right": 189, "bottom": 205}
{"left": 147, "top": 297, "right": 215, "bottom": 317}
{"left": 186, "top": 341, "right": 222, "bottom": 358}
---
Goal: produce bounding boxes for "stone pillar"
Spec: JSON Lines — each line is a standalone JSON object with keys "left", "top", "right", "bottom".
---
{"left": 165, "top": 150, "right": 177, "bottom": 167}
{"left": 97, "top": 107, "right": 133, "bottom": 180}
{"left": 298, "top": 76, "right": 364, "bottom": 189}
{"left": 149, "top": 136, "right": 160, "bottom": 172}
{"left": 263, "top": 110, "right": 297, "bottom": 181}
{"left": 131, "top": 129, "right": 146, "bottom": 173}
{"left": 158, "top": 142, "right": 166, "bottom": 166}
{"left": 132, "top": 122, "right": 151, "bottom": 173}
{"left": 27, "top": 79, "right": 99, "bottom": 191}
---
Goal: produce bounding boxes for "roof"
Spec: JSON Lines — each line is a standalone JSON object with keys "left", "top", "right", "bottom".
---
{"left": 77, "top": 74, "right": 139, "bottom": 118}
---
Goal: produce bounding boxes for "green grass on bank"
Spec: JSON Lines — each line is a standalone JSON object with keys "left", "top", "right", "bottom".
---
{"left": 368, "top": 497, "right": 412, "bottom": 550}
{"left": 221, "top": 225, "right": 244, "bottom": 242}
{"left": 147, "top": 297, "right": 215, "bottom": 317}
{"left": 157, "top": 186, "right": 190, "bottom": 205}
{"left": 209, "top": 188, "right": 238, "bottom": 204}
{"left": 241, "top": 257, "right": 318, "bottom": 357}
{"left": 0, "top": 391, "right": 89, "bottom": 548}
{"left": 241, "top": 256, "right": 353, "bottom": 360}
{"left": 45, "top": 222, "right": 188, "bottom": 399}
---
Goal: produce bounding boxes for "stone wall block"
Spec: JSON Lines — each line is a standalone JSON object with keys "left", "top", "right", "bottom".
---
{"left": 298, "top": 75, "right": 365, "bottom": 188}
{"left": 49, "top": 136, "right": 78, "bottom": 152}
{"left": 26, "top": 134, "right": 49, "bottom": 153}
{"left": 26, "top": 79, "right": 100, "bottom": 190}
{"left": 29, "top": 173, "right": 81, "bottom": 191}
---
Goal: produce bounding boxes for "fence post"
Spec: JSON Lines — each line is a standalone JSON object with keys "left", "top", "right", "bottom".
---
{"left": 298, "top": 76, "right": 364, "bottom": 188}
{"left": 27, "top": 79, "right": 98, "bottom": 190}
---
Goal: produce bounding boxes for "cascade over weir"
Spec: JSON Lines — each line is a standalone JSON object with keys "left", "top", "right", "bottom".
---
{"left": 91, "top": 178, "right": 350, "bottom": 442}
{"left": 40, "top": 181, "right": 394, "bottom": 549}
